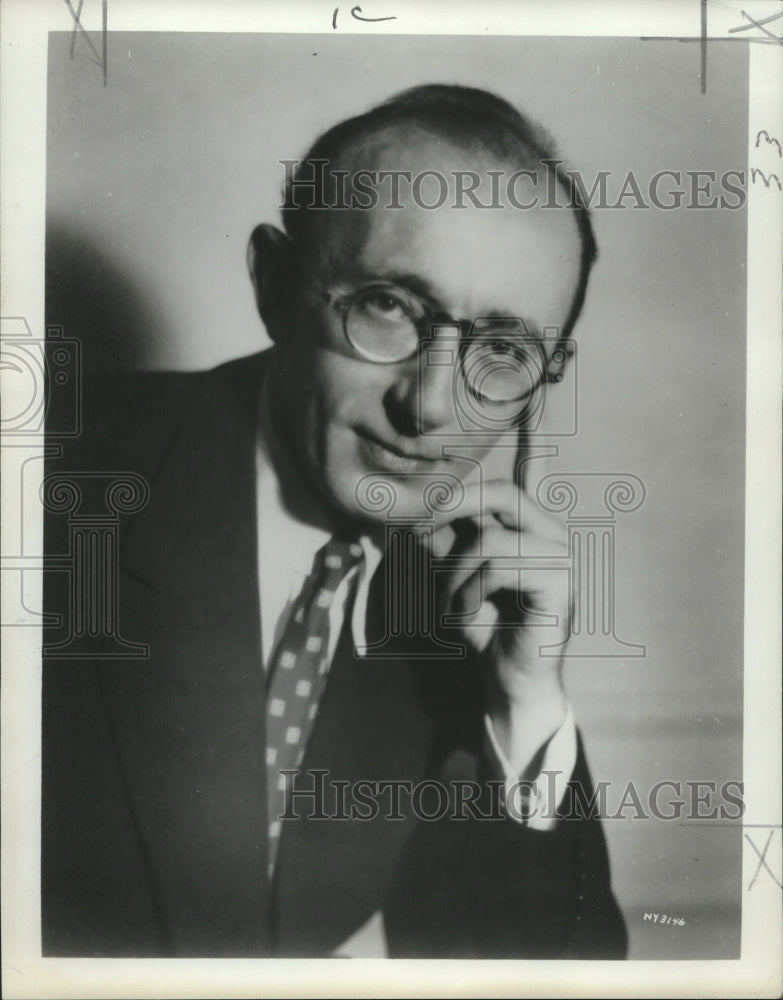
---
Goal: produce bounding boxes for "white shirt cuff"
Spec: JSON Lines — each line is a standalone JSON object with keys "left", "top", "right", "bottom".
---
{"left": 484, "top": 707, "right": 577, "bottom": 831}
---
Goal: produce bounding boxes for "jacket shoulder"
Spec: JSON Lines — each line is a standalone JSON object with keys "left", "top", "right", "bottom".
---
{"left": 47, "top": 352, "right": 269, "bottom": 477}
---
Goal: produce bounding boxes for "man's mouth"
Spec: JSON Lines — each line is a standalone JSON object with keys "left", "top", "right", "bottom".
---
{"left": 357, "top": 430, "right": 445, "bottom": 473}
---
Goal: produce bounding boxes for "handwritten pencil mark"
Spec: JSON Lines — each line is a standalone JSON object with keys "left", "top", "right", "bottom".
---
{"left": 644, "top": 1, "right": 783, "bottom": 92}
{"left": 702, "top": 1, "right": 783, "bottom": 95}
{"left": 63, "top": 0, "right": 108, "bottom": 85}
{"left": 750, "top": 168, "right": 782, "bottom": 190}
{"left": 69, "top": 0, "right": 85, "bottom": 59}
{"left": 756, "top": 130, "right": 783, "bottom": 157}
{"left": 332, "top": 5, "right": 398, "bottom": 28}
{"left": 745, "top": 831, "right": 782, "bottom": 890}
{"left": 728, "top": 7, "right": 783, "bottom": 41}
{"left": 350, "top": 5, "right": 397, "bottom": 22}
{"left": 64, "top": 0, "right": 101, "bottom": 65}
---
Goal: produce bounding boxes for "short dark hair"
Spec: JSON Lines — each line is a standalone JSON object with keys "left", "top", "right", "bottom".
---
{"left": 282, "top": 83, "right": 597, "bottom": 342}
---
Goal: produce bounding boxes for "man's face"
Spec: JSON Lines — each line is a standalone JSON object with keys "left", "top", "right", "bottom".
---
{"left": 273, "top": 139, "right": 582, "bottom": 528}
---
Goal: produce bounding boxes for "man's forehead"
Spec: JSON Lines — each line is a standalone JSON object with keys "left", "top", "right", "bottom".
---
{"left": 365, "top": 206, "right": 578, "bottom": 321}
{"left": 311, "top": 132, "right": 581, "bottom": 323}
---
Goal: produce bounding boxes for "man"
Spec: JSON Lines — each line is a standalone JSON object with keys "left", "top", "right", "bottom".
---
{"left": 42, "top": 84, "right": 627, "bottom": 958}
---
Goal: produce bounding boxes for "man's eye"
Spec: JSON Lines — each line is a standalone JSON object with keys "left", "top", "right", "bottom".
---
{"left": 359, "top": 291, "right": 409, "bottom": 323}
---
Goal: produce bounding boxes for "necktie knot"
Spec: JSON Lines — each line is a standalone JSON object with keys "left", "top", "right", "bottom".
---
{"left": 313, "top": 537, "right": 364, "bottom": 596}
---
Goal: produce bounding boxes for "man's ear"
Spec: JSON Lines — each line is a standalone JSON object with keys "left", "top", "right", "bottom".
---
{"left": 247, "top": 224, "right": 296, "bottom": 342}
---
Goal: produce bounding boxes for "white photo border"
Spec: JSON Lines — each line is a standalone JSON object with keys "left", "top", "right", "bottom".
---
{"left": 1, "top": 1, "right": 780, "bottom": 997}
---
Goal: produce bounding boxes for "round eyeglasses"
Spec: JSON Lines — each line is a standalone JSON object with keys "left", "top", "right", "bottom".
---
{"left": 323, "top": 284, "right": 570, "bottom": 404}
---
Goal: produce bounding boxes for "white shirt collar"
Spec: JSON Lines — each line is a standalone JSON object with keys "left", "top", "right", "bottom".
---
{"left": 254, "top": 371, "right": 382, "bottom": 665}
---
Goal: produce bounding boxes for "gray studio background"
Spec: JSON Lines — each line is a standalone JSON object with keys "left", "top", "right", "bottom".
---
{"left": 46, "top": 32, "right": 748, "bottom": 960}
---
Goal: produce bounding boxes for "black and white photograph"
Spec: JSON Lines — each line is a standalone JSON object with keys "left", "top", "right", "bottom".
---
{"left": 1, "top": 2, "right": 781, "bottom": 997}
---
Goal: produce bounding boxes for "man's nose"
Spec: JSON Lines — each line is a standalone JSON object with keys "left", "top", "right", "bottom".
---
{"left": 386, "top": 327, "right": 461, "bottom": 436}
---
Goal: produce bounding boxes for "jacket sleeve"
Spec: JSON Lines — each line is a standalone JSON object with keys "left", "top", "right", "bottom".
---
{"left": 382, "top": 729, "right": 628, "bottom": 959}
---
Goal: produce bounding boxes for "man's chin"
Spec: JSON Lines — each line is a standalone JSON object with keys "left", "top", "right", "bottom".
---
{"left": 332, "top": 473, "right": 468, "bottom": 531}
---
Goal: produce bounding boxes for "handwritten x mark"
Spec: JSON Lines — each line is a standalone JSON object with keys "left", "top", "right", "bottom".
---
{"left": 63, "top": 0, "right": 108, "bottom": 84}
{"left": 728, "top": 8, "right": 783, "bottom": 44}
{"left": 745, "top": 831, "right": 782, "bottom": 891}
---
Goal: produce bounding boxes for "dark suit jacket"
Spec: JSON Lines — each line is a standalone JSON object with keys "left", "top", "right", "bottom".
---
{"left": 42, "top": 351, "right": 627, "bottom": 959}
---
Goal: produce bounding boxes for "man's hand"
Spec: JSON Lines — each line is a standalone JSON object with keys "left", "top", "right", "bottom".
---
{"left": 432, "top": 479, "right": 572, "bottom": 778}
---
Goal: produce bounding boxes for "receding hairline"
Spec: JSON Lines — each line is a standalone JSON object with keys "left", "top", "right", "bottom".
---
{"left": 279, "top": 84, "right": 598, "bottom": 340}
{"left": 286, "top": 123, "right": 582, "bottom": 293}
{"left": 283, "top": 98, "right": 562, "bottom": 231}
{"left": 305, "top": 120, "right": 551, "bottom": 187}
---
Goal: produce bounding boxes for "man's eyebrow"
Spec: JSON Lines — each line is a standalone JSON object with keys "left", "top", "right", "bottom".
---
{"left": 341, "top": 268, "right": 443, "bottom": 305}
{"left": 337, "top": 267, "right": 545, "bottom": 336}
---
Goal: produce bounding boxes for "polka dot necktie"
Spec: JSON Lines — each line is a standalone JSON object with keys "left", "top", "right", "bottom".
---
{"left": 265, "top": 536, "right": 364, "bottom": 877}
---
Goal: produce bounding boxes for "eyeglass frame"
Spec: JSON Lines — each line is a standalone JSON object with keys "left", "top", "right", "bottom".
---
{"left": 320, "top": 283, "right": 574, "bottom": 403}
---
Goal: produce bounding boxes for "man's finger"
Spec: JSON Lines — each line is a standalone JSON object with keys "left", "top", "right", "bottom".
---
{"left": 444, "top": 560, "right": 569, "bottom": 633}
{"left": 436, "top": 523, "right": 568, "bottom": 611}
{"left": 432, "top": 478, "right": 566, "bottom": 543}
